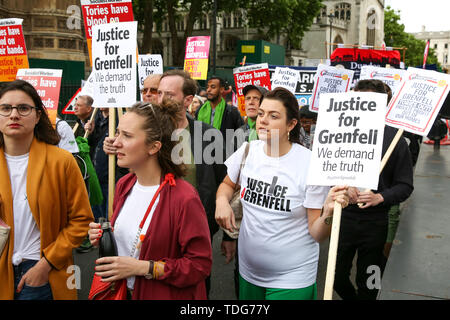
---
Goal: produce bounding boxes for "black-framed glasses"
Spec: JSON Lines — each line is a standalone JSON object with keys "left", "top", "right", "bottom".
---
{"left": 0, "top": 104, "right": 37, "bottom": 117}
{"left": 140, "top": 87, "right": 158, "bottom": 95}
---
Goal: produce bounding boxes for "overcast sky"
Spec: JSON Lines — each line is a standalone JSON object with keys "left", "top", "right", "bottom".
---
{"left": 384, "top": 0, "right": 450, "bottom": 33}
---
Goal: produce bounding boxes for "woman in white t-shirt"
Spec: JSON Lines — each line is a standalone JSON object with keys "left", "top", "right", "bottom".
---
{"left": 88, "top": 101, "right": 212, "bottom": 300}
{"left": 216, "top": 87, "right": 349, "bottom": 300}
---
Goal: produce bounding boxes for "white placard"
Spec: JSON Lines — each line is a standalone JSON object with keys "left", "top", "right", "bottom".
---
{"left": 307, "top": 92, "right": 387, "bottom": 190}
{"left": 271, "top": 67, "right": 300, "bottom": 94}
{"left": 138, "top": 54, "right": 163, "bottom": 90}
{"left": 386, "top": 67, "right": 450, "bottom": 136}
{"left": 310, "top": 64, "right": 354, "bottom": 113}
{"left": 80, "top": 71, "right": 95, "bottom": 97}
{"left": 91, "top": 21, "right": 137, "bottom": 108}
{"left": 360, "top": 66, "right": 406, "bottom": 96}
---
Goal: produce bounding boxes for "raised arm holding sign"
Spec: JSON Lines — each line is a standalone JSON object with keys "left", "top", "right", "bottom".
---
{"left": 313, "top": 81, "right": 414, "bottom": 300}
{"left": 91, "top": 21, "right": 137, "bottom": 219}
{"left": 307, "top": 90, "right": 388, "bottom": 300}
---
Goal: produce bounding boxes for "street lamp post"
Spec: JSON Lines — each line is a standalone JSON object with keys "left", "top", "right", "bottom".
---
{"left": 328, "top": 11, "right": 334, "bottom": 58}
{"left": 212, "top": 0, "right": 217, "bottom": 75}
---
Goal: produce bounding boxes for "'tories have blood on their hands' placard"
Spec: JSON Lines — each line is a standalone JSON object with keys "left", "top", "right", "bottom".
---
{"left": 307, "top": 92, "right": 386, "bottom": 190}
{"left": 233, "top": 63, "right": 271, "bottom": 115}
{"left": 16, "top": 68, "right": 62, "bottom": 126}
{"left": 0, "top": 18, "right": 29, "bottom": 82}
{"left": 80, "top": 0, "right": 134, "bottom": 66}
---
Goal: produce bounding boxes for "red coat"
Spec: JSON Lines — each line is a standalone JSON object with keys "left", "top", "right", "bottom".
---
{"left": 111, "top": 173, "right": 212, "bottom": 300}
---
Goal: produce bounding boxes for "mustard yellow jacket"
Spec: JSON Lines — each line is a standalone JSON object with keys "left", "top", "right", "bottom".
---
{"left": 0, "top": 138, "right": 94, "bottom": 300}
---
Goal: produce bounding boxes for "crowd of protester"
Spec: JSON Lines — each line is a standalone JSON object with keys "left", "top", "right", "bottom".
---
{"left": 0, "top": 71, "right": 415, "bottom": 300}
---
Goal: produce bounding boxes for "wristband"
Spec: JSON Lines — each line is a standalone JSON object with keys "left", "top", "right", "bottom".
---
{"left": 144, "top": 260, "right": 154, "bottom": 280}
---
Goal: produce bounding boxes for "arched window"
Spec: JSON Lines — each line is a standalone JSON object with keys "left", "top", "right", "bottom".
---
{"left": 222, "top": 14, "right": 229, "bottom": 28}
{"left": 366, "top": 9, "right": 377, "bottom": 46}
{"left": 200, "top": 15, "right": 207, "bottom": 30}
{"left": 234, "top": 13, "right": 242, "bottom": 28}
{"left": 334, "top": 2, "right": 351, "bottom": 21}
{"left": 333, "top": 35, "right": 344, "bottom": 51}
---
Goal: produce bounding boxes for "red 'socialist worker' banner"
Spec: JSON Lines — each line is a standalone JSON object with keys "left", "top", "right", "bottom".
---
{"left": 80, "top": 0, "right": 134, "bottom": 66}
{"left": 0, "top": 18, "right": 29, "bottom": 82}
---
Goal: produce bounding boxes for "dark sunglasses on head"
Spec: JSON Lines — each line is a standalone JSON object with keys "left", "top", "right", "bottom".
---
{"left": 140, "top": 87, "right": 158, "bottom": 95}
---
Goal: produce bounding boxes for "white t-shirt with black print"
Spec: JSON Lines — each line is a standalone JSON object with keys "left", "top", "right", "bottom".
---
{"left": 225, "top": 140, "right": 329, "bottom": 289}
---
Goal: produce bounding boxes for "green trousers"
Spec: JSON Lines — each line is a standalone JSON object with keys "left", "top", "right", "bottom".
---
{"left": 239, "top": 275, "right": 317, "bottom": 300}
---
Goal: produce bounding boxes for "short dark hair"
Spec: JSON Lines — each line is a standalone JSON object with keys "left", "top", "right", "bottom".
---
{"left": 382, "top": 82, "right": 393, "bottom": 104}
{"left": 264, "top": 87, "right": 301, "bottom": 145}
{"left": 0, "top": 80, "right": 60, "bottom": 147}
{"left": 208, "top": 76, "right": 226, "bottom": 88}
{"left": 160, "top": 69, "right": 197, "bottom": 97}
{"left": 354, "top": 79, "right": 387, "bottom": 94}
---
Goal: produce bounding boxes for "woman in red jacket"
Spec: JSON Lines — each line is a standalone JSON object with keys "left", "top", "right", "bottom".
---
{"left": 88, "top": 101, "right": 212, "bottom": 300}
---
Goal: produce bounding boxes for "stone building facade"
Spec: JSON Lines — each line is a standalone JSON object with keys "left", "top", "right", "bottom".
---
{"left": 150, "top": 0, "right": 386, "bottom": 67}
{"left": 303, "top": 0, "right": 385, "bottom": 62}
{"left": 1, "top": 0, "right": 386, "bottom": 69}
{"left": 0, "top": 0, "right": 88, "bottom": 71}
{"left": 412, "top": 27, "right": 450, "bottom": 70}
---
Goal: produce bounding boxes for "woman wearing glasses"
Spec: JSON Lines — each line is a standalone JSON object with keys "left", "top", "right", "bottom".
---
{"left": 88, "top": 101, "right": 212, "bottom": 300}
{"left": 0, "top": 80, "right": 94, "bottom": 300}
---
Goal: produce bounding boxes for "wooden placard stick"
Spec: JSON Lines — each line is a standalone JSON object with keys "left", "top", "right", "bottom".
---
{"left": 117, "top": 107, "right": 124, "bottom": 122}
{"left": 379, "top": 128, "right": 404, "bottom": 173}
{"left": 72, "top": 122, "right": 79, "bottom": 135}
{"left": 108, "top": 109, "right": 116, "bottom": 220}
{"left": 83, "top": 108, "right": 99, "bottom": 139}
{"left": 323, "top": 201, "right": 343, "bottom": 300}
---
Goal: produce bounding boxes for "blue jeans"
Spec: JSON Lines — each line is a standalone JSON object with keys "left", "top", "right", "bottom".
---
{"left": 14, "top": 260, "right": 53, "bottom": 300}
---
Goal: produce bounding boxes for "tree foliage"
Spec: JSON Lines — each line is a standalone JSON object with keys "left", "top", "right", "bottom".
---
{"left": 240, "top": 0, "right": 322, "bottom": 49}
{"left": 133, "top": 0, "right": 323, "bottom": 66}
{"left": 384, "top": 6, "right": 440, "bottom": 69}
